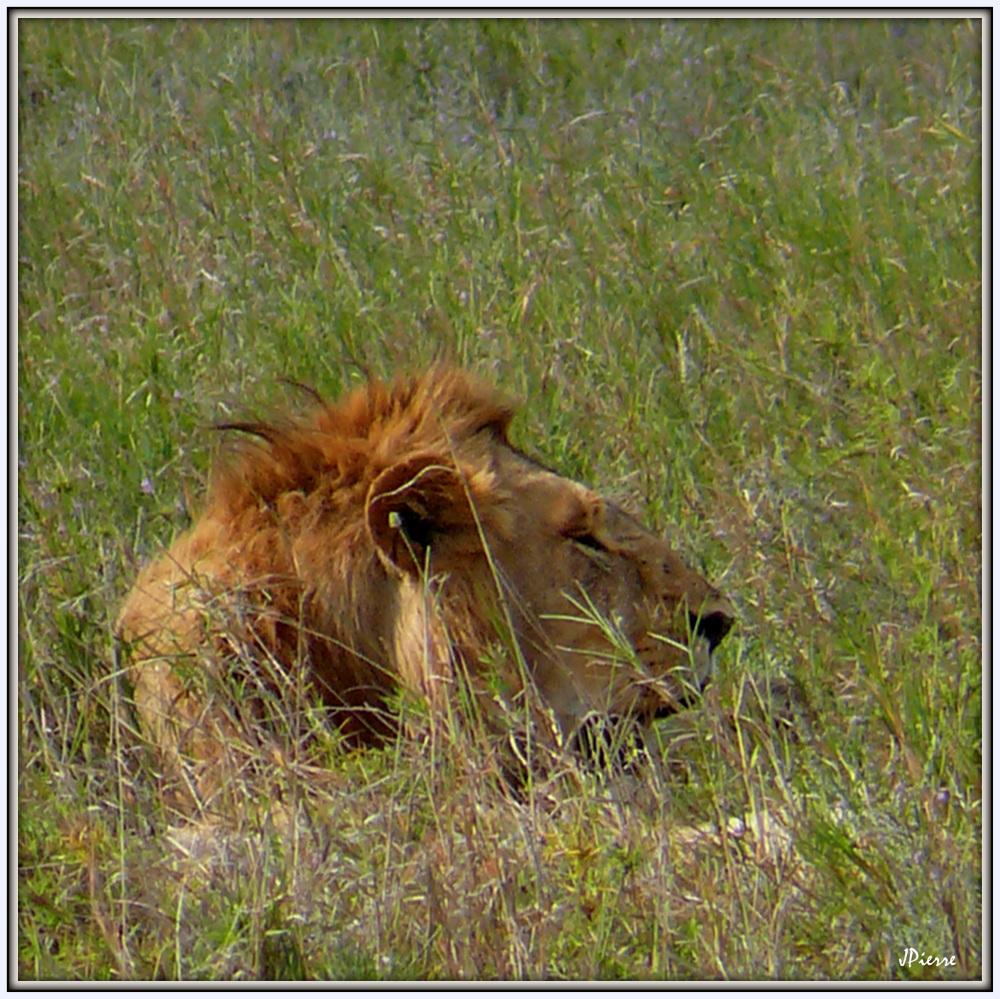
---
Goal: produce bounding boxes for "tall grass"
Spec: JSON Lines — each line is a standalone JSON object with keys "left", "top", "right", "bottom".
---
{"left": 17, "top": 18, "right": 982, "bottom": 981}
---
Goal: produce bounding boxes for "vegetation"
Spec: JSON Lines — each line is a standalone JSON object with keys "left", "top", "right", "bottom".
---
{"left": 17, "top": 17, "right": 981, "bottom": 981}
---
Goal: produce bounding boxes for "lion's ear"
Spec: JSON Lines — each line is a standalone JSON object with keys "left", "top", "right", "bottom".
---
{"left": 366, "top": 453, "right": 476, "bottom": 575}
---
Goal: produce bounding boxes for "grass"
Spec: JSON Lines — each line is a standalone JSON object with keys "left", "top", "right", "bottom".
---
{"left": 17, "top": 17, "right": 982, "bottom": 982}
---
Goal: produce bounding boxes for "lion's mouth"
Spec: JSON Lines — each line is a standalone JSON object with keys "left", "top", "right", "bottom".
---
{"left": 567, "top": 629, "right": 719, "bottom": 727}
{"left": 641, "top": 633, "right": 716, "bottom": 720}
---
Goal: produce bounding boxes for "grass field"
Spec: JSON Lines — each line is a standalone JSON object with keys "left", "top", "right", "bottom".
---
{"left": 17, "top": 17, "right": 983, "bottom": 981}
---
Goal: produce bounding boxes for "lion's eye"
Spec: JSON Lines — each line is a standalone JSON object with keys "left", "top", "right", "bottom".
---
{"left": 572, "top": 533, "right": 608, "bottom": 553}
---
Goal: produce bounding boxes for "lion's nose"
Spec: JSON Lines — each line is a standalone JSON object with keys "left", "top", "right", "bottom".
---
{"left": 689, "top": 599, "right": 735, "bottom": 653}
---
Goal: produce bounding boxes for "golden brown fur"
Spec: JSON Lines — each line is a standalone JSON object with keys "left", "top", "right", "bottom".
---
{"left": 117, "top": 368, "right": 734, "bottom": 803}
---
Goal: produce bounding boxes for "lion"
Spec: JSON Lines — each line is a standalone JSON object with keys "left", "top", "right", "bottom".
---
{"left": 116, "top": 368, "right": 734, "bottom": 804}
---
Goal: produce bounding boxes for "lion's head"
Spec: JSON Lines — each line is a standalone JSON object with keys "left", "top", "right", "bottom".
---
{"left": 117, "top": 368, "right": 734, "bottom": 796}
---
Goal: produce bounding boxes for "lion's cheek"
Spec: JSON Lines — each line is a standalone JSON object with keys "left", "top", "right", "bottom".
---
{"left": 526, "top": 619, "right": 629, "bottom": 726}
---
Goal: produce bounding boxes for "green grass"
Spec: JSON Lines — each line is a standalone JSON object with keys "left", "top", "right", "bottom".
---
{"left": 17, "top": 17, "right": 982, "bottom": 981}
